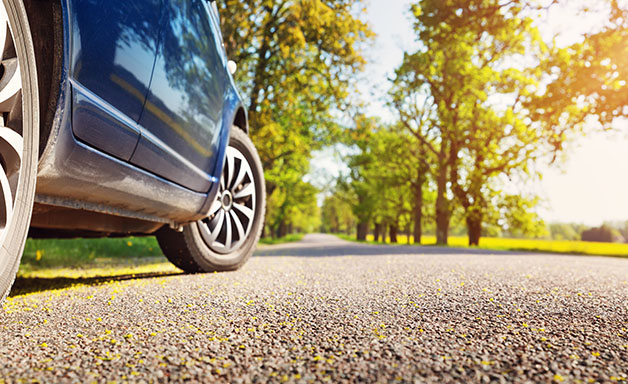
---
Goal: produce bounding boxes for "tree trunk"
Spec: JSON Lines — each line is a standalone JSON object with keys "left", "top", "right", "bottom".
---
{"left": 413, "top": 203, "right": 422, "bottom": 245}
{"left": 357, "top": 222, "right": 368, "bottom": 241}
{"left": 389, "top": 224, "right": 398, "bottom": 244}
{"left": 374, "top": 223, "right": 383, "bottom": 242}
{"left": 467, "top": 216, "right": 482, "bottom": 246}
{"left": 413, "top": 165, "right": 425, "bottom": 245}
{"left": 275, "top": 221, "right": 288, "bottom": 239}
{"left": 466, "top": 206, "right": 483, "bottom": 246}
{"left": 406, "top": 224, "right": 411, "bottom": 245}
{"left": 435, "top": 166, "right": 450, "bottom": 245}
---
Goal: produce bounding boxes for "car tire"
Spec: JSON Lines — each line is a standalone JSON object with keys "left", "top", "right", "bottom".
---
{"left": 0, "top": 0, "right": 39, "bottom": 301}
{"left": 157, "top": 127, "right": 265, "bottom": 273}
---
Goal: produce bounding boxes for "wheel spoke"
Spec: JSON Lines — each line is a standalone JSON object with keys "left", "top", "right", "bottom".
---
{"left": 230, "top": 210, "right": 245, "bottom": 242}
{"left": 0, "top": 166, "right": 13, "bottom": 230}
{"left": 232, "top": 202, "right": 254, "bottom": 221}
{"left": 232, "top": 155, "right": 251, "bottom": 190}
{"left": 0, "top": 127, "right": 22, "bottom": 201}
{"left": 0, "top": 126, "right": 23, "bottom": 164}
{"left": 202, "top": 209, "right": 224, "bottom": 246}
{"left": 234, "top": 182, "right": 254, "bottom": 199}
{"left": 226, "top": 149, "right": 235, "bottom": 189}
{"left": 0, "top": 57, "right": 21, "bottom": 113}
{"left": 208, "top": 198, "right": 221, "bottom": 216}
{"left": 223, "top": 210, "right": 232, "bottom": 250}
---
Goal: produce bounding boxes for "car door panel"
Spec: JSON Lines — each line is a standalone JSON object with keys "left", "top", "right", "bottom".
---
{"left": 130, "top": 129, "right": 214, "bottom": 193}
{"left": 68, "top": 0, "right": 161, "bottom": 160}
{"left": 130, "top": 0, "right": 226, "bottom": 192}
{"left": 71, "top": 82, "right": 142, "bottom": 160}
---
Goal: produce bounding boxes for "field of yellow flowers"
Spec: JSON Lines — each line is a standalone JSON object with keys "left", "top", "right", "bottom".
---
{"left": 357, "top": 235, "right": 628, "bottom": 258}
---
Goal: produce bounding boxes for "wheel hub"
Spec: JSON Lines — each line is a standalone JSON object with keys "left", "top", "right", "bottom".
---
{"left": 221, "top": 190, "right": 233, "bottom": 210}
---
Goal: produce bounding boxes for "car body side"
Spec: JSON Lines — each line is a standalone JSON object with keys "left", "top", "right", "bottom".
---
{"left": 24, "top": 0, "right": 248, "bottom": 238}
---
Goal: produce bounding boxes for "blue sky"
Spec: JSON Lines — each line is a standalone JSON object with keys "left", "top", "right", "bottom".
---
{"left": 311, "top": 0, "right": 628, "bottom": 226}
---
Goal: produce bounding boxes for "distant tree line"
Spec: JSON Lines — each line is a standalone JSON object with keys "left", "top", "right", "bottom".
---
{"left": 551, "top": 222, "right": 628, "bottom": 243}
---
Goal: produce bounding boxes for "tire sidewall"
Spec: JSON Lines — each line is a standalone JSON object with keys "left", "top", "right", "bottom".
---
{"left": 185, "top": 128, "right": 265, "bottom": 271}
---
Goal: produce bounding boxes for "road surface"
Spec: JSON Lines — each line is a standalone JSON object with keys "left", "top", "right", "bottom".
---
{"left": 1, "top": 234, "right": 627, "bottom": 382}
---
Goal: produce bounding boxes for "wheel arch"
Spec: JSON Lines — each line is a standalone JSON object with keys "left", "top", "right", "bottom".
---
{"left": 233, "top": 106, "right": 248, "bottom": 134}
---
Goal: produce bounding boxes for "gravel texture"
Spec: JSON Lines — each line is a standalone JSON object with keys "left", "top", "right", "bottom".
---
{"left": 0, "top": 234, "right": 627, "bottom": 383}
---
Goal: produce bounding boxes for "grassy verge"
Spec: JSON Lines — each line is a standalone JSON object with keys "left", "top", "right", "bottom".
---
{"left": 13, "top": 234, "right": 307, "bottom": 296}
{"left": 19, "top": 237, "right": 169, "bottom": 278}
{"left": 337, "top": 234, "right": 628, "bottom": 258}
{"left": 259, "top": 233, "right": 304, "bottom": 245}
{"left": 18, "top": 233, "right": 305, "bottom": 279}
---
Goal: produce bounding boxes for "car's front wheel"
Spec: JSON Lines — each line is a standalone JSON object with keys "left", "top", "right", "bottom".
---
{"left": 157, "top": 127, "right": 265, "bottom": 272}
{"left": 0, "top": 0, "right": 39, "bottom": 301}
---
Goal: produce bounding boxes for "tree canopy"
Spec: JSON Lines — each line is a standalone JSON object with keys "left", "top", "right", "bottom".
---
{"left": 217, "top": 0, "right": 373, "bottom": 236}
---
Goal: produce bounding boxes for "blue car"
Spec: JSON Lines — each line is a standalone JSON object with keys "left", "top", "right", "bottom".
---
{"left": 0, "top": 0, "right": 266, "bottom": 299}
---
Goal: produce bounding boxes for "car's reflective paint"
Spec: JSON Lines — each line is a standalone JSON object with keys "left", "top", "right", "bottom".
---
{"left": 69, "top": 0, "right": 160, "bottom": 159}
{"left": 68, "top": 0, "right": 238, "bottom": 194}
{"left": 132, "top": 0, "right": 227, "bottom": 192}
{"left": 71, "top": 81, "right": 142, "bottom": 161}
{"left": 34, "top": 0, "right": 246, "bottom": 224}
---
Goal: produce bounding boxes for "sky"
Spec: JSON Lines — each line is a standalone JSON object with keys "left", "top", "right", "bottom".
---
{"left": 310, "top": 0, "right": 628, "bottom": 227}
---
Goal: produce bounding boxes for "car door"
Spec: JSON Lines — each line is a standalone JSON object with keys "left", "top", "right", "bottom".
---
{"left": 69, "top": 0, "right": 162, "bottom": 161}
{"left": 130, "top": 0, "right": 228, "bottom": 193}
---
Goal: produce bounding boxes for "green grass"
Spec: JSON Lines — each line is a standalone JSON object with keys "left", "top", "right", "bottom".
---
{"left": 18, "top": 233, "right": 305, "bottom": 279}
{"left": 13, "top": 237, "right": 179, "bottom": 296}
{"left": 339, "top": 234, "right": 628, "bottom": 258}
{"left": 23, "top": 236, "right": 161, "bottom": 266}
{"left": 19, "top": 237, "right": 165, "bottom": 277}
{"left": 259, "top": 233, "right": 304, "bottom": 245}
{"left": 12, "top": 234, "right": 306, "bottom": 296}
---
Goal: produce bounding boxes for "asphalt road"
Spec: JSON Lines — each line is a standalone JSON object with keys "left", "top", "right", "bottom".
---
{"left": 1, "top": 234, "right": 627, "bottom": 383}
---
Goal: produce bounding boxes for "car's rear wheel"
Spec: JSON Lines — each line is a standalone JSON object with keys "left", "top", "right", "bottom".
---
{"left": 0, "top": 0, "right": 39, "bottom": 301}
{"left": 157, "top": 127, "right": 265, "bottom": 272}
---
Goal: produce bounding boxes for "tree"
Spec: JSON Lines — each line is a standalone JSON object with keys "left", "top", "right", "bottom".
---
{"left": 617, "top": 221, "right": 628, "bottom": 243}
{"left": 391, "top": 0, "right": 557, "bottom": 245}
{"left": 337, "top": 115, "right": 380, "bottom": 240}
{"left": 265, "top": 169, "right": 319, "bottom": 238}
{"left": 549, "top": 222, "right": 586, "bottom": 241}
{"left": 581, "top": 225, "right": 618, "bottom": 243}
{"left": 495, "top": 194, "right": 547, "bottom": 238}
{"left": 283, "top": 181, "right": 321, "bottom": 234}
{"left": 367, "top": 128, "right": 417, "bottom": 244}
{"left": 530, "top": 1, "right": 628, "bottom": 152}
{"left": 217, "top": 1, "right": 374, "bottom": 236}
{"left": 339, "top": 114, "right": 425, "bottom": 243}
{"left": 321, "top": 193, "right": 356, "bottom": 234}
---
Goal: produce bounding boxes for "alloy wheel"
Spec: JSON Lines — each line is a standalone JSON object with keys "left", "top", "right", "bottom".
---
{"left": 0, "top": 2, "right": 23, "bottom": 246}
{"left": 197, "top": 145, "right": 257, "bottom": 255}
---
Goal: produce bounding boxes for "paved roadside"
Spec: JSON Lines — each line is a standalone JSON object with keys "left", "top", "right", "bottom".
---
{"left": 0, "top": 234, "right": 626, "bottom": 382}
